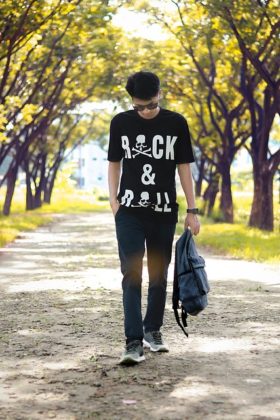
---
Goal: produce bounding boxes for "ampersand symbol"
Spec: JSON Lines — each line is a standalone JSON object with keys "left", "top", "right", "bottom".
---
{"left": 141, "top": 164, "right": 155, "bottom": 185}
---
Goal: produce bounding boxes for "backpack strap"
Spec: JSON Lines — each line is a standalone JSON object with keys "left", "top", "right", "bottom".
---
{"left": 184, "top": 228, "right": 192, "bottom": 256}
{"left": 172, "top": 241, "right": 179, "bottom": 310}
{"left": 174, "top": 306, "right": 189, "bottom": 337}
{"left": 173, "top": 234, "right": 189, "bottom": 338}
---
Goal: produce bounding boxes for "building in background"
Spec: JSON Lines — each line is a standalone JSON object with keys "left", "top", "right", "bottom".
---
{"left": 67, "top": 142, "right": 108, "bottom": 191}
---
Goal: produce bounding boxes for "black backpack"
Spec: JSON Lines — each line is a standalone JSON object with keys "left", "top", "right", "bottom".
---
{"left": 172, "top": 229, "right": 210, "bottom": 337}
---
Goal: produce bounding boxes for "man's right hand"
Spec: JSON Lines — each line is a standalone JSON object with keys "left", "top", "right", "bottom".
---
{"left": 110, "top": 199, "right": 120, "bottom": 217}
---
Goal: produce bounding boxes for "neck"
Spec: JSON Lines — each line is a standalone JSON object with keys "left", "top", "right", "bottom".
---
{"left": 138, "top": 106, "right": 160, "bottom": 120}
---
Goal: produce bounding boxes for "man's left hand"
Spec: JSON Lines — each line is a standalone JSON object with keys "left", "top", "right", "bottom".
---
{"left": 184, "top": 214, "right": 200, "bottom": 235}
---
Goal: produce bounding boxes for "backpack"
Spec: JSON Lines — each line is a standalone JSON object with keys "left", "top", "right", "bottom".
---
{"left": 172, "top": 229, "right": 210, "bottom": 337}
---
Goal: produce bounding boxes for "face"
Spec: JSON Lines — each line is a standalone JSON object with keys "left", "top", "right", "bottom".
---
{"left": 132, "top": 93, "right": 161, "bottom": 119}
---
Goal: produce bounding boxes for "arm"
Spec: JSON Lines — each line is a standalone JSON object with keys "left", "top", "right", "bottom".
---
{"left": 108, "top": 161, "right": 121, "bottom": 216}
{"left": 177, "top": 163, "right": 200, "bottom": 235}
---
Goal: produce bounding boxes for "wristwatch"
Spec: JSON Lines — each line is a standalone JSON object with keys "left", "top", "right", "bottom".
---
{"left": 186, "top": 208, "right": 199, "bottom": 214}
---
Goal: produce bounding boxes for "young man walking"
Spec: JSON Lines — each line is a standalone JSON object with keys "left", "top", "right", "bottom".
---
{"left": 108, "top": 71, "right": 200, "bottom": 365}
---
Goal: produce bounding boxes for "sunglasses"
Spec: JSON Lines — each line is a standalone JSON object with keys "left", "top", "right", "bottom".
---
{"left": 132, "top": 102, "right": 159, "bottom": 112}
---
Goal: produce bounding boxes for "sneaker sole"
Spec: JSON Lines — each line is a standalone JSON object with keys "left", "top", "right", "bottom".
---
{"left": 143, "top": 339, "right": 169, "bottom": 352}
{"left": 119, "top": 354, "right": 145, "bottom": 365}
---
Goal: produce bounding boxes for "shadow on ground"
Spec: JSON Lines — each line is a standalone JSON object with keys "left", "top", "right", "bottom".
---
{"left": 0, "top": 213, "right": 279, "bottom": 419}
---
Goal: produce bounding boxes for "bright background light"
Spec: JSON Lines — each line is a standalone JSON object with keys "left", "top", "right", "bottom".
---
{"left": 112, "top": 8, "right": 169, "bottom": 41}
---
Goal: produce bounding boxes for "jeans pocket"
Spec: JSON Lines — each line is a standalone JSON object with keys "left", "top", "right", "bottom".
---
{"left": 114, "top": 206, "right": 122, "bottom": 220}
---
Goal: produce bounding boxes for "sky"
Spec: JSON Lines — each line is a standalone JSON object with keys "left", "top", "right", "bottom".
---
{"left": 111, "top": 7, "right": 169, "bottom": 41}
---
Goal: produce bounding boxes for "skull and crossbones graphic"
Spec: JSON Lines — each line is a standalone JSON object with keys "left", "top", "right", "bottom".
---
{"left": 138, "top": 191, "right": 150, "bottom": 207}
{"left": 131, "top": 191, "right": 151, "bottom": 208}
{"left": 132, "top": 135, "right": 152, "bottom": 158}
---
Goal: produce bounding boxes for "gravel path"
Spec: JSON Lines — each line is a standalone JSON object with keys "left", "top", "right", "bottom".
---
{"left": 0, "top": 212, "right": 279, "bottom": 420}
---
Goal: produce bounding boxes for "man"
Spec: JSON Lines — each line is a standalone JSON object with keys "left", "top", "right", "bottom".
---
{"left": 108, "top": 71, "right": 200, "bottom": 365}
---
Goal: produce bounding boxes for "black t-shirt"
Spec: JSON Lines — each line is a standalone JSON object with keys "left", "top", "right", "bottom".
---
{"left": 107, "top": 107, "right": 195, "bottom": 223}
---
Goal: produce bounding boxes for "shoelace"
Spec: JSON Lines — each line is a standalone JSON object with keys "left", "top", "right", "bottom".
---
{"left": 151, "top": 331, "right": 163, "bottom": 345}
{"left": 126, "top": 340, "right": 141, "bottom": 352}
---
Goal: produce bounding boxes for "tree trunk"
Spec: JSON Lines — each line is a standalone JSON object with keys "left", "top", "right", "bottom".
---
{"left": 249, "top": 167, "right": 274, "bottom": 231}
{"left": 195, "top": 158, "right": 205, "bottom": 197}
{"left": 3, "top": 165, "right": 18, "bottom": 215}
{"left": 33, "top": 153, "right": 47, "bottom": 209}
{"left": 240, "top": 63, "right": 279, "bottom": 230}
{"left": 45, "top": 175, "right": 55, "bottom": 204}
{"left": 43, "top": 185, "right": 52, "bottom": 204}
{"left": 33, "top": 190, "right": 42, "bottom": 208}
{"left": 24, "top": 158, "right": 36, "bottom": 211}
{"left": 43, "top": 162, "right": 60, "bottom": 204}
{"left": 25, "top": 168, "right": 35, "bottom": 210}
{"left": 219, "top": 162, "right": 234, "bottom": 223}
{"left": 207, "top": 177, "right": 219, "bottom": 217}
{"left": 202, "top": 174, "right": 219, "bottom": 217}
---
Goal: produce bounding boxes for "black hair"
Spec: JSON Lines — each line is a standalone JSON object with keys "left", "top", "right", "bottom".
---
{"left": 125, "top": 71, "right": 160, "bottom": 100}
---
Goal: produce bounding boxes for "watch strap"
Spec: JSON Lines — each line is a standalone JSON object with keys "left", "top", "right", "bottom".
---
{"left": 186, "top": 208, "right": 199, "bottom": 214}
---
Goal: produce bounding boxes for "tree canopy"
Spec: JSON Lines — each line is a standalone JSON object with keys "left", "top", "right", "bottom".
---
{"left": 0, "top": 0, "right": 279, "bottom": 230}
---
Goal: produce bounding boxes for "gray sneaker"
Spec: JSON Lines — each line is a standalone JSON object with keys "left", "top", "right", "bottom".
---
{"left": 143, "top": 331, "right": 169, "bottom": 352}
{"left": 119, "top": 340, "right": 145, "bottom": 365}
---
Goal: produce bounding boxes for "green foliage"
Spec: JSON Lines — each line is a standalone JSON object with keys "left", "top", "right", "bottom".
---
{"left": 53, "top": 161, "right": 77, "bottom": 193}
{"left": 194, "top": 222, "right": 279, "bottom": 263}
{"left": 177, "top": 191, "right": 280, "bottom": 263}
{"left": 0, "top": 0, "right": 126, "bottom": 214}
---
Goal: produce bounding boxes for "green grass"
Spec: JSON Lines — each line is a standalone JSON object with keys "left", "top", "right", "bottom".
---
{"left": 1, "top": 185, "right": 279, "bottom": 264}
{"left": 0, "top": 213, "right": 54, "bottom": 247}
{"left": 193, "top": 221, "right": 279, "bottom": 263}
{"left": 177, "top": 194, "right": 280, "bottom": 263}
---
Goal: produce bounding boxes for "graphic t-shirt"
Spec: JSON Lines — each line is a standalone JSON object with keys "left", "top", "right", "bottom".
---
{"left": 107, "top": 107, "right": 195, "bottom": 223}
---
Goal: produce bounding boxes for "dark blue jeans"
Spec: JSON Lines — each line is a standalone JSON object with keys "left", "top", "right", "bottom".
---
{"left": 115, "top": 206, "right": 176, "bottom": 343}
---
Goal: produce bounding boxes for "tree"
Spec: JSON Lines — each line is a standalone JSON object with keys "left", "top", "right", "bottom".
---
{"left": 132, "top": 0, "right": 251, "bottom": 221}
{"left": 0, "top": 0, "right": 119, "bottom": 214}
{"left": 198, "top": 0, "right": 280, "bottom": 230}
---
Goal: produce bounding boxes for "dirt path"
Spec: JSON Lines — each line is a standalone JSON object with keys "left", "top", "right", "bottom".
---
{"left": 0, "top": 212, "right": 279, "bottom": 420}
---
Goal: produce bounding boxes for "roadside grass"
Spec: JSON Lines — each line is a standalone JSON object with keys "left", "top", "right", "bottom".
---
{"left": 1, "top": 186, "right": 279, "bottom": 263}
{"left": 177, "top": 194, "right": 280, "bottom": 263}
{"left": 0, "top": 188, "right": 110, "bottom": 247}
{"left": 0, "top": 213, "right": 54, "bottom": 247}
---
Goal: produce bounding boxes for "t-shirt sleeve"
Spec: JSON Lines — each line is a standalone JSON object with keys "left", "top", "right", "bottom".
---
{"left": 175, "top": 116, "right": 195, "bottom": 164}
{"left": 107, "top": 116, "right": 123, "bottom": 162}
